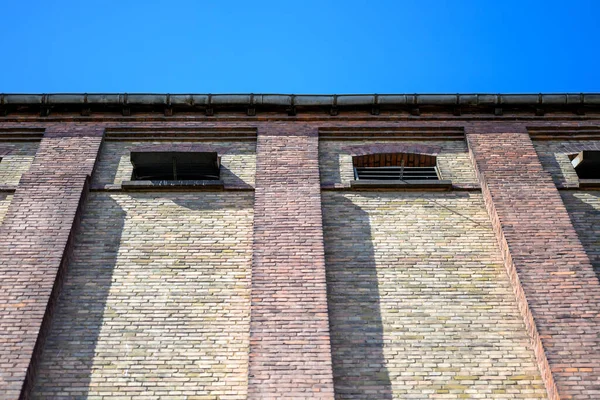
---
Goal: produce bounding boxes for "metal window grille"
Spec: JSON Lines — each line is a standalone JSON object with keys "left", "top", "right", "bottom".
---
{"left": 354, "top": 166, "right": 440, "bottom": 181}
{"left": 131, "top": 152, "right": 220, "bottom": 181}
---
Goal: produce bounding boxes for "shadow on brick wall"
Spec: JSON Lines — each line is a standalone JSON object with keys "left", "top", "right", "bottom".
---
{"left": 318, "top": 151, "right": 344, "bottom": 186}
{"left": 220, "top": 165, "right": 255, "bottom": 189}
{"left": 323, "top": 195, "right": 393, "bottom": 399}
{"left": 561, "top": 191, "right": 600, "bottom": 282}
{"left": 31, "top": 195, "right": 126, "bottom": 397}
{"left": 32, "top": 189, "right": 254, "bottom": 397}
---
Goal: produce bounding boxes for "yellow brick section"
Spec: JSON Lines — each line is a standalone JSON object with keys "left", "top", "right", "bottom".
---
{"left": 92, "top": 141, "right": 256, "bottom": 187}
{"left": 319, "top": 140, "right": 478, "bottom": 186}
{"left": 0, "top": 141, "right": 39, "bottom": 185}
{"left": 0, "top": 193, "right": 12, "bottom": 223}
{"left": 33, "top": 192, "right": 253, "bottom": 399}
{"left": 322, "top": 192, "right": 547, "bottom": 400}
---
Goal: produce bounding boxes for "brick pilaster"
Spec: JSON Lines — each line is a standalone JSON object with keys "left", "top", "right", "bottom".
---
{"left": 248, "top": 124, "right": 334, "bottom": 399}
{"left": 0, "top": 126, "right": 103, "bottom": 399}
{"left": 466, "top": 125, "right": 600, "bottom": 400}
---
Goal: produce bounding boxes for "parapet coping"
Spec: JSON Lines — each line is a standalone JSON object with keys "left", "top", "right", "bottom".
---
{"left": 1, "top": 93, "right": 598, "bottom": 106}
{"left": 1, "top": 93, "right": 599, "bottom": 116}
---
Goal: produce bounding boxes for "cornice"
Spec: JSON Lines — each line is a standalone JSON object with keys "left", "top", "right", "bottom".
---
{"left": 0, "top": 93, "right": 598, "bottom": 117}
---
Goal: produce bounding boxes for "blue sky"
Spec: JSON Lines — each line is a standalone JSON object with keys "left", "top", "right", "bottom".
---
{"left": 0, "top": 0, "right": 598, "bottom": 93}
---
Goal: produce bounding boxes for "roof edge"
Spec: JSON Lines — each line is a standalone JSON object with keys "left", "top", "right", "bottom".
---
{"left": 1, "top": 93, "right": 599, "bottom": 116}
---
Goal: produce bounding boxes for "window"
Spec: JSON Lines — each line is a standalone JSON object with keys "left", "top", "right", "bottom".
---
{"left": 350, "top": 152, "right": 451, "bottom": 189}
{"left": 353, "top": 153, "right": 440, "bottom": 181}
{"left": 570, "top": 151, "right": 600, "bottom": 180}
{"left": 570, "top": 151, "right": 600, "bottom": 188}
{"left": 130, "top": 151, "right": 220, "bottom": 181}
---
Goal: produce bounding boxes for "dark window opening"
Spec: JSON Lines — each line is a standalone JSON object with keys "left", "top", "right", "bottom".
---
{"left": 131, "top": 152, "right": 220, "bottom": 181}
{"left": 570, "top": 151, "right": 600, "bottom": 180}
{"left": 353, "top": 152, "right": 440, "bottom": 181}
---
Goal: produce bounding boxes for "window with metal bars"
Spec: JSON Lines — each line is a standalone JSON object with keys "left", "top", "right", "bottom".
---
{"left": 130, "top": 151, "right": 220, "bottom": 181}
{"left": 354, "top": 165, "right": 439, "bottom": 180}
{"left": 352, "top": 152, "right": 440, "bottom": 181}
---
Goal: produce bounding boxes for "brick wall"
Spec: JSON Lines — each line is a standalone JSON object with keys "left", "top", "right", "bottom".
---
{"left": 534, "top": 138, "right": 600, "bottom": 278}
{"left": 248, "top": 124, "right": 334, "bottom": 399}
{"left": 0, "top": 141, "right": 39, "bottom": 186}
{"left": 0, "top": 193, "right": 12, "bottom": 223}
{"left": 323, "top": 191, "right": 546, "bottom": 399}
{"left": 467, "top": 127, "right": 600, "bottom": 400}
{"left": 561, "top": 191, "right": 600, "bottom": 279}
{"left": 0, "top": 142, "right": 38, "bottom": 226}
{"left": 1, "top": 116, "right": 599, "bottom": 399}
{"left": 0, "top": 128, "right": 103, "bottom": 399}
{"left": 32, "top": 192, "right": 254, "bottom": 399}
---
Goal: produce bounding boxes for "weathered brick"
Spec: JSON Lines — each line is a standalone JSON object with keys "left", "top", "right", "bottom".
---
{"left": 561, "top": 191, "right": 600, "bottom": 279}
{"left": 323, "top": 191, "right": 546, "bottom": 399}
{"left": 0, "top": 193, "right": 12, "bottom": 223}
{"left": 467, "top": 125, "right": 600, "bottom": 400}
{"left": 0, "top": 128, "right": 103, "bottom": 399}
{"left": 0, "top": 114, "right": 599, "bottom": 400}
{"left": 32, "top": 192, "right": 254, "bottom": 399}
{"left": 0, "top": 141, "right": 39, "bottom": 186}
{"left": 248, "top": 124, "right": 335, "bottom": 399}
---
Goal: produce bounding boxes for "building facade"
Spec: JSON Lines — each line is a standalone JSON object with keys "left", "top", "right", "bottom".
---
{"left": 0, "top": 93, "right": 599, "bottom": 399}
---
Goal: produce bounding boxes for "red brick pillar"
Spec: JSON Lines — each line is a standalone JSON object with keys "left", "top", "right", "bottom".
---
{"left": 0, "top": 127, "right": 103, "bottom": 399}
{"left": 466, "top": 124, "right": 600, "bottom": 400}
{"left": 248, "top": 124, "right": 334, "bottom": 399}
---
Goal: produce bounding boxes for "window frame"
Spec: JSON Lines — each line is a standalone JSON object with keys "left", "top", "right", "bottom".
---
{"left": 122, "top": 151, "right": 225, "bottom": 190}
{"left": 570, "top": 150, "right": 600, "bottom": 188}
{"left": 349, "top": 152, "right": 452, "bottom": 190}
